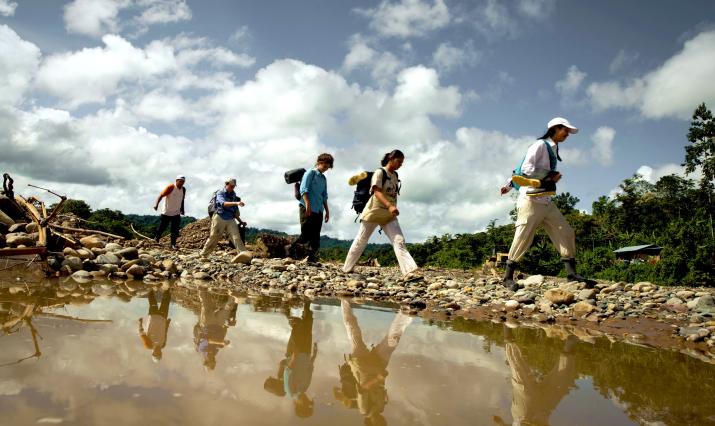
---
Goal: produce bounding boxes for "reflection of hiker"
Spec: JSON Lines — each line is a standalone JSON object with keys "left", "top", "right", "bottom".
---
{"left": 264, "top": 302, "right": 318, "bottom": 418}
{"left": 334, "top": 300, "right": 413, "bottom": 425}
{"left": 138, "top": 289, "right": 172, "bottom": 362}
{"left": 500, "top": 118, "right": 595, "bottom": 291}
{"left": 201, "top": 178, "right": 249, "bottom": 257}
{"left": 493, "top": 328, "right": 578, "bottom": 426}
{"left": 288, "top": 153, "right": 333, "bottom": 263}
{"left": 153, "top": 175, "right": 186, "bottom": 250}
{"left": 193, "top": 290, "right": 238, "bottom": 370}
{"left": 343, "top": 150, "right": 421, "bottom": 282}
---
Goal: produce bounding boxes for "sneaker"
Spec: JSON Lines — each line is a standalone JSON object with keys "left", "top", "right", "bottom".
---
{"left": 171, "top": 245, "right": 178, "bottom": 250}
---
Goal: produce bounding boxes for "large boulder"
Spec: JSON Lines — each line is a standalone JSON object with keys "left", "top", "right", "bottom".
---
{"left": 232, "top": 251, "right": 253, "bottom": 265}
{"left": 572, "top": 301, "right": 596, "bottom": 317}
{"left": 126, "top": 264, "right": 146, "bottom": 279}
{"left": 80, "top": 236, "right": 106, "bottom": 249}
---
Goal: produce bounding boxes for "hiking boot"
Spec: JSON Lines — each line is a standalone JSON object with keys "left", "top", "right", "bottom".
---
{"left": 502, "top": 260, "right": 519, "bottom": 292}
{"left": 562, "top": 258, "right": 596, "bottom": 288}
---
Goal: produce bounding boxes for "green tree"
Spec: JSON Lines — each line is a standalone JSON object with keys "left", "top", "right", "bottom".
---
{"left": 685, "top": 103, "right": 715, "bottom": 189}
{"left": 552, "top": 192, "right": 580, "bottom": 214}
{"left": 51, "top": 199, "right": 92, "bottom": 219}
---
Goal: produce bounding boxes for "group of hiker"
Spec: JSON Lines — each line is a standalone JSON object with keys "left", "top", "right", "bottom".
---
{"left": 152, "top": 116, "right": 595, "bottom": 290}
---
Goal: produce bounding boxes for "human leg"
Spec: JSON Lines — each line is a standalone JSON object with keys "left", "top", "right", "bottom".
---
{"left": 342, "top": 221, "right": 378, "bottom": 273}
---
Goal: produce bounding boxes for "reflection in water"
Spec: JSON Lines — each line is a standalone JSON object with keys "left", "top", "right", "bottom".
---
{"left": 264, "top": 301, "right": 318, "bottom": 418}
{"left": 194, "top": 290, "right": 238, "bottom": 370}
{"left": 335, "top": 299, "right": 413, "bottom": 426}
{"left": 494, "top": 326, "right": 578, "bottom": 426}
{"left": 1, "top": 280, "right": 714, "bottom": 425}
{"left": 138, "top": 289, "right": 172, "bottom": 362}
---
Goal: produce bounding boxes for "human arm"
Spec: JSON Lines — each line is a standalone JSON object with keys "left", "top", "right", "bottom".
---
{"left": 300, "top": 170, "right": 316, "bottom": 214}
{"left": 373, "top": 187, "right": 399, "bottom": 217}
{"left": 217, "top": 191, "right": 244, "bottom": 208}
{"left": 180, "top": 188, "right": 186, "bottom": 215}
{"left": 323, "top": 201, "right": 329, "bottom": 223}
{"left": 154, "top": 184, "right": 173, "bottom": 210}
{"left": 311, "top": 343, "right": 318, "bottom": 362}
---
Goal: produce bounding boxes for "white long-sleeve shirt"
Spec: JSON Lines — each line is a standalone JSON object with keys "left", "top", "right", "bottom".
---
{"left": 518, "top": 139, "right": 558, "bottom": 204}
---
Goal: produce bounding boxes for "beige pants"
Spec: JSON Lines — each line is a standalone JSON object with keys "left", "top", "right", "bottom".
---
{"left": 508, "top": 198, "right": 575, "bottom": 262}
{"left": 342, "top": 220, "right": 418, "bottom": 276}
{"left": 201, "top": 214, "right": 246, "bottom": 256}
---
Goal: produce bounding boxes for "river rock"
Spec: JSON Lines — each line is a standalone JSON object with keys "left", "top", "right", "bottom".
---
{"left": 63, "top": 247, "right": 79, "bottom": 257}
{"left": 75, "top": 248, "right": 95, "bottom": 260}
{"left": 520, "top": 275, "right": 545, "bottom": 286}
{"left": 116, "top": 247, "right": 139, "bottom": 260}
{"left": 105, "top": 242, "right": 122, "bottom": 252}
{"left": 80, "top": 236, "right": 106, "bottom": 249}
{"left": 578, "top": 288, "right": 597, "bottom": 301}
{"left": 161, "top": 259, "right": 178, "bottom": 274}
{"left": 232, "top": 251, "right": 253, "bottom": 265}
{"left": 504, "top": 300, "right": 520, "bottom": 311}
{"left": 666, "top": 297, "right": 685, "bottom": 307}
{"left": 573, "top": 301, "right": 596, "bottom": 317}
{"left": 126, "top": 264, "right": 146, "bottom": 278}
{"left": 676, "top": 290, "right": 695, "bottom": 300}
{"left": 632, "top": 282, "right": 655, "bottom": 292}
{"left": 61, "top": 256, "right": 83, "bottom": 271}
{"left": 544, "top": 289, "right": 575, "bottom": 305}
{"left": 5, "top": 232, "right": 35, "bottom": 247}
{"left": 91, "top": 284, "right": 115, "bottom": 297}
{"left": 347, "top": 280, "right": 365, "bottom": 289}
{"left": 193, "top": 271, "right": 211, "bottom": 280}
{"left": 95, "top": 253, "right": 121, "bottom": 265}
{"left": 693, "top": 295, "right": 715, "bottom": 315}
{"left": 25, "top": 222, "right": 39, "bottom": 233}
{"left": 99, "top": 264, "right": 119, "bottom": 274}
{"left": 71, "top": 270, "right": 92, "bottom": 283}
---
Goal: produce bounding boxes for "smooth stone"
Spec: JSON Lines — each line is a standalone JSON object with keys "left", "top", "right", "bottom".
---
{"left": 232, "top": 251, "right": 253, "bottom": 265}
{"left": 193, "top": 271, "right": 211, "bottom": 280}
{"left": 105, "top": 242, "right": 122, "bottom": 252}
{"left": 25, "top": 222, "right": 39, "bottom": 233}
{"left": 504, "top": 300, "right": 520, "bottom": 311}
{"left": 520, "top": 275, "right": 545, "bottom": 286}
{"left": 8, "top": 223, "right": 27, "bottom": 232}
{"left": 544, "top": 289, "right": 575, "bottom": 305}
{"left": 75, "top": 248, "right": 95, "bottom": 260}
{"left": 116, "top": 247, "right": 139, "bottom": 260}
{"left": 61, "top": 256, "right": 83, "bottom": 271}
{"left": 5, "top": 232, "right": 35, "bottom": 247}
{"left": 80, "top": 236, "right": 106, "bottom": 249}
{"left": 573, "top": 301, "right": 597, "bottom": 317}
{"left": 95, "top": 253, "right": 121, "bottom": 265}
{"left": 578, "top": 288, "right": 598, "bottom": 301}
{"left": 126, "top": 264, "right": 146, "bottom": 278}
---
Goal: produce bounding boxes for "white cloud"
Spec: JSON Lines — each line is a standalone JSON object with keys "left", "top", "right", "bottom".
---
{"left": 229, "top": 25, "right": 251, "bottom": 44}
{"left": 609, "top": 48, "right": 639, "bottom": 74}
{"left": 587, "top": 30, "right": 715, "bottom": 120}
{"left": 636, "top": 164, "right": 686, "bottom": 183}
{"left": 63, "top": 0, "right": 192, "bottom": 38}
{"left": 64, "top": 0, "right": 130, "bottom": 37}
{"left": 135, "top": 0, "right": 191, "bottom": 26}
{"left": 341, "top": 34, "right": 404, "bottom": 87}
{"left": 555, "top": 65, "right": 587, "bottom": 98}
{"left": 342, "top": 34, "right": 377, "bottom": 72}
{"left": 590, "top": 126, "right": 615, "bottom": 166}
{"left": 431, "top": 41, "right": 481, "bottom": 73}
{"left": 0, "top": 0, "right": 17, "bottom": 17}
{"left": 516, "top": 0, "right": 555, "bottom": 19}
{"left": 0, "top": 25, "right": 41, "bottom": 105}
{"left": 356, "top": 0, "right": 450, "bottom": 38}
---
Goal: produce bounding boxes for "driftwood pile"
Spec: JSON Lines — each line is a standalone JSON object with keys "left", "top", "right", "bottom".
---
{"left": 0, "top": 173, "right": 126, "bottom": 274}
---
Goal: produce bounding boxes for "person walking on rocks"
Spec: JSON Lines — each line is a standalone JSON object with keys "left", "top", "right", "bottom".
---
{"left": 153, "top": 175, "right": 186, "bottom": 249}
{"left": 288, "top": 153, "right": 333, "bottom": 263}
{"left": 500, "top": 117, "right": 595, "bottom": 291}
{"left": 343, "top": 150, "right": 421, "bottom": 281}
{"left": 193, "top": 290, "right": 238, "bottom": 370}
{"left": 201, "top": 178, "right": 249, "bottom": 258}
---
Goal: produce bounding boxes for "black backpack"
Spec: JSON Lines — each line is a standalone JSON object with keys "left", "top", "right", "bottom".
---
{"left": 284, "top": 168, "right": 306, "bottom": 200}
{"left": 351, "top": 168, "right": 399, "bottom": 215}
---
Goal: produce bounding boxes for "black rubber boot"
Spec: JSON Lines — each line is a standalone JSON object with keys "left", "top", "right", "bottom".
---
{"left": 562, "top": 258, "right": 596, "bottom": 288}
{"left": 502, "top": 260, "right": 519, "bottom": 292}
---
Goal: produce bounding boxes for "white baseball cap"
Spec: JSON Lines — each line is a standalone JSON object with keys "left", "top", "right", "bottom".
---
{"left": 547, "top": 117, "right": 578, "bottom": 134}
{"left": 176, "top": 175, "right": 186, "bottom": 181}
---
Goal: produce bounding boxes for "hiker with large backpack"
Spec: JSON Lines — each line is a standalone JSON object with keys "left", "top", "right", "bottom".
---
{"left": 343, "top": 150, "right": 421, "bottom": 281}
{"left": 153, "top": 175, "right": 186, "bottom": 249}
{"left": 286, "top": 153, "right": 333, "bottom": 262}
{"left": 201, "top": 178, "right": 249, "bottom": 257}
{"left": 500, "top": 117, "right": 596, "bottom": 291}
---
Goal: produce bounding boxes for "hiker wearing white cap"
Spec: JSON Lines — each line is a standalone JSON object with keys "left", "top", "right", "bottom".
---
{"left": 500, "top": 117, "right": 595, "bottom": 291}
{"left": 153, "top": 175, "right": 186, "bottom": 249}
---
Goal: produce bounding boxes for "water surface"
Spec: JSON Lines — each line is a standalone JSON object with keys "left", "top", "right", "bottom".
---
{"left": 1, "top": 280, "right": 714, "bottom": 425}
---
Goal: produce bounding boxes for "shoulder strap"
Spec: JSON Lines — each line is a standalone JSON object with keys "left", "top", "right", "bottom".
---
{"left": 542, "top": 140, "right": 558, "bottom": 171}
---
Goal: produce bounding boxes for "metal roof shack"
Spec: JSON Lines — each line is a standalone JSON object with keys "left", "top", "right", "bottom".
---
{"left": 613, "top": 244, "right": 663, "bottom": 262}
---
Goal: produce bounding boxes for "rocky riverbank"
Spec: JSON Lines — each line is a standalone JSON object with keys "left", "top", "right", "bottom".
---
{"left": 3, "top": 233, "right": 714, "bottom": 362}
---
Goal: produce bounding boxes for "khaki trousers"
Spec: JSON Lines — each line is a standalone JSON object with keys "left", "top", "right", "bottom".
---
{"left": 201, "top": 214, "right": 246, "bottom": 256}
{"left": 507, "top": 198, "right": 575, "bottom": 262}
{"left": 342, "top": 219, "right": 418, "bottom": 276}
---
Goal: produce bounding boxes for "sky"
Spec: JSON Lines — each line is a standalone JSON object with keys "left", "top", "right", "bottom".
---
{"left": 1, "top": 0, "right": 714, "bottom": 241}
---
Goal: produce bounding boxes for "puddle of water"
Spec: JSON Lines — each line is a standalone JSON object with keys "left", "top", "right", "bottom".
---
{"left": 1, "top": 280, "right": 714, "bottom": 426}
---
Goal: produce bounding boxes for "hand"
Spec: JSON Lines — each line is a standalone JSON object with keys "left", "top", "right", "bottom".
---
{"left": 324, "top": 211, "right": 330, "bottom": 223}
{"left": 552, "top": 172, "right": 562, "bottom": 182}
{"left": 153, "top": 205, "right": 158, "bottom": 211}
{"left": 388, "top": 205, "right": 399, "bottom": 217}
{"left": 238, "top": 201, "right": 245, "bottom": 207}
{"left": 305, "top": 205, "right": 313, "bottom": 216}
{"left": 500, "top": 186, "right": 510, "bottom": 195}
{"left": 180, "top": 210, "right": 185, "bottom": 216}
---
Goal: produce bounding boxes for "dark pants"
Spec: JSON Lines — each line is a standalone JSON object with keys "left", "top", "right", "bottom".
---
{"left": 148, "top": 290, "right": 171, "bottom": 317}
{"left": 291, "top": 205, "right": 323, "bottom": 261}
{"left": 155, "top": 214, "right": 181, "bottom": 245}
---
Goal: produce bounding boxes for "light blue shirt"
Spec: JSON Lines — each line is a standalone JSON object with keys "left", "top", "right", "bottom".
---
{"left": 215, "top": 189, "right": 240, "bottom": 220}
{"left": 298, "top": 168, "right": 328, "bottom": 213}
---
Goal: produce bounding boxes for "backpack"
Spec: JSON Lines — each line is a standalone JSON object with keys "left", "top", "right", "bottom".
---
{"left": 207, "top": 190, "right": 219, "bottom": 217}
{"left": 350, "top": 168, "right": 399, "bottom": 215}
{"left": 511, "top": 140, "right": 558, "bottom": 189}
{"left": 284, "top": 168, "right": 306, "bottom": 200}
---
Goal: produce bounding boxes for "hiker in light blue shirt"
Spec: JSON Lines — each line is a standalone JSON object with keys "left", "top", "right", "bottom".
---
{"left": 289, "top": 153, "right": 333, "bottom": 262}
